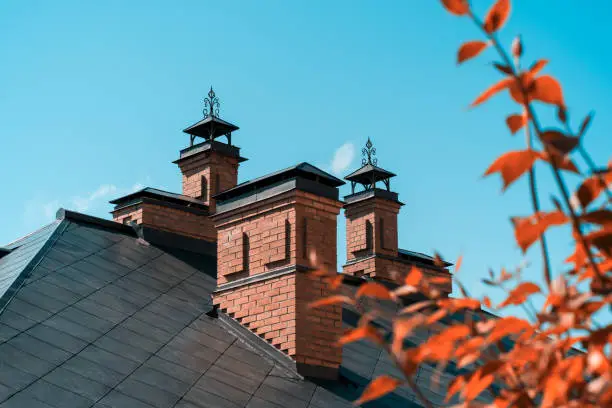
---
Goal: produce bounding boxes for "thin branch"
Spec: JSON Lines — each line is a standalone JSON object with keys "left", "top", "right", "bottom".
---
{"left": 467, "top": 10, "right": 606, "bottom": 285}
{"left": 563, "top": 116, "right": 612, "bottom": 205}
{"left": 525, "top": 114, "right": 553, "bottom": 287}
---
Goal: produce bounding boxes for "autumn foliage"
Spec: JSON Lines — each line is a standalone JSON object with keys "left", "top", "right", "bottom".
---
{"left": 310, "top": 1, "right": 612, "bottom": 407}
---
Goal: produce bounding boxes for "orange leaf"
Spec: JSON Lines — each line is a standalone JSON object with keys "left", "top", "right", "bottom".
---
{"left": 578, "top": 112, "right": 594, "bottom": 138}
{"left": 404, "top": 266, "right": 423, "bottom": 286}
{"left": 464, "top": 371, "right": 495, "bottom": 401}
{"left": 440, "top": 324, "right": 471, "bottom": 341}
{"left": 429, "top": 275, "right": 451, "bottom": 285}
{"left": 575, "top": 175, "right": 612, "bottom": 209}
{"left": 513, "top": 210, "right": 568, "bottom": 252}
{"left": 400, "top": 300, "right": 434, "bottom": 315}
{"left": 356, "top": 282, "right": 392, "bottom": 300}
{"left": 529, "top": 59, "right": 549, "bottom": 75}
{"left": 505, "top": 113, "right": 526, "bottom": 135}
{"left": 586, "top": 227, "right": 612, "bottom": 257}
{"left": 498, "top": 282, "right": 541, "bottom": 308}
{"left": 508, "top": 72, "right": 535, "bottom": 104}
{"left": 539, "top": 129, "right": 579, "bottom": 155}
{"left": 400, "top": 347, "right": 422, "bottom": 376}
{"left": 484, "top": 0, "right": 511, "bottom": 33}
{"left": 438, "top": 298, "right": 481, "bottom": 311}
{"left": 483, "top": 296, "right": 492, "bottom": 308}
{"left": 392, "top": 318, "right": 421, "bottom": 356}
{"left": 538, "top": 151, "right": 580, "bottom": 173}
{"left": 426, "top": 308, "right": 448, "bottom": 324}
{"left": 308, "top": 295, "right": 353, "bottom": 309}
{"left": 338, "top": 325, "right": 383, "bottom": 346}
{"left": 455, "top": 255, "right": 463, "bottom": 273}
{"left": 354, "top": 376, "right": 402, "bottom": 406}
{"left": 440, "top": 0, "right": 469, "bottom": 15}
{"left": 457, "top": 40, "right": 489, "bottom": 64}
{"left": 484, "top": 149, "right": 540, "bottom": 191}
{"left": 532, "top": 75, "right": 564, "bottom": 106}
{"left": 471, "top": 78, "right": 512, "bottom": 107}
{"left": 327, "top": 274, "right": 344, "bottom": 290}
{"left": 445, "top": 375, "right": 466, "bottom": 401}
{"left": 493, "top": 62, "right": 512, "bottom": 75}
{"left": 488, "top": 316, "right": 531, "bottom": 342}
{"left": 581, "top": 210, "right": 612, "bottom": 226}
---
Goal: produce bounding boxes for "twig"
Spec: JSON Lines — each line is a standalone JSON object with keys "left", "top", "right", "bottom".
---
{"left": 467, "top": 10, "right": 606, "bottom": 285}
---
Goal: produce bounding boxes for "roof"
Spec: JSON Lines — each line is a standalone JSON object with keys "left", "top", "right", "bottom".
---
{"left": 0, "top": 209, "right": 478, "bottom": 408}
{"left": 214, "top": 162, "right": 345, "bottom": 203}
{"left": 183, "top": 115, "right": 239, "bottom": 140}
{"left": 0, "top": 220, "right": 62, "bottom": 309}
{"left": 344, "top": 164, "right": 396, "bottom": 186}
{"left": 398, "top": 249, "right": 453, "bottom": 267}
{"left": 109, "top": 188, "right": 209, "bottom": 212}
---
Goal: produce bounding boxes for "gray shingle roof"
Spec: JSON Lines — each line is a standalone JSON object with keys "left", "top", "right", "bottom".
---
{"left": 0, "top": 211, "right": 466, "bottom": 408}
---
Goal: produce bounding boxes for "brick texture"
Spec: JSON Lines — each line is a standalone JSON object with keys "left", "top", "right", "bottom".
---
{"left": 343, "top": 256, "right": 452, "bottom": 292}
{"left": 113, "top": 207, "right": 144, "bottom": 225}
{"left": 345, "top": 197, "right": 401, "bottom": 261}
{"left": 177, "top": 150, "right": 240, "bottom": 212}
{"left": 112, "top": 202, "right": 216, "bottom": 241}
{"left": 213, "top": 189, "right": 344, "bottom": 373}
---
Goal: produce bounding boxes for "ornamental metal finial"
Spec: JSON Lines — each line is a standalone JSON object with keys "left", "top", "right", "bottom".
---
{"left": 203, "top": 87, "right": 220, "bottom": 118}
{"left": 361, "top": 137, "right": 378, "bottom": 166}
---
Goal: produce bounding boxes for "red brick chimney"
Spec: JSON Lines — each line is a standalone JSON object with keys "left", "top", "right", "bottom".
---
{"left": 343, "top": 139, "right": 452, "bottom": 292}
{"left": 212, "top": 163, "right": 345, "bottom": 379}
{"left": 174, "top": 88, "right": 247, "bottom": 213}
{"left": 110, "top": 88, "right": 245, "bottom": 242}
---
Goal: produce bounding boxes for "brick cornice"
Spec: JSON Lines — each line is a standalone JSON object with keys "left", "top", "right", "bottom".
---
{"left": 343, "top": 252, "right": 449, "bottom": 274}
{"left": 213, "top": 264, "right": 314, "bottom": 294}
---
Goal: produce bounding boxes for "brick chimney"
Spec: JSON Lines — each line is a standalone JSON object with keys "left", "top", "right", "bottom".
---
{"left": 174, "top": 87, "right": 247, "bottom": 213}
{"left": 343, "top": 139, "right": 452, "bottom": 292}
{"left": 211, "top": 163, "right": 345, "bottom": 379}
{"left": 110, "top": 188, "right": 216, "bottom": 242}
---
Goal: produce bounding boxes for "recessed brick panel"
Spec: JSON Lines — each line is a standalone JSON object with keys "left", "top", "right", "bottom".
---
{"left": 178, "top": 150, "right": 240, "bottom": 212}
{"left": 213, "top": 189, "right": 344, "bottom": 376}
{"left": 344, "top": 197, "right": 401, "bottom": 261}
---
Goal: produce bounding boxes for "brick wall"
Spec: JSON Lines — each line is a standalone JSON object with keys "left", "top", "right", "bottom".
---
{"left": 113, "top": 206, "right": 144, "bottom": 225}
{"left": 345, "top": 197, "right": 401, "bottom": 260}
{"left": 343, "top": 256, "right": 452, "bottom": 293}
{"left": 111, "top": 202, "right": 216, "bottom": 242}
{"left": 213, "top": 189, "right": 344, "bottom": 376}
{"left": 178, "top": 151, "right": 239, "bottom": 212}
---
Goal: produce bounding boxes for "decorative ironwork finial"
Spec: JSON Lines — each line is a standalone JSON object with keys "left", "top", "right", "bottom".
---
{"left": 361, "top": 137, "right": 378, "bottom": 166}
{"left": 203, "top": 87, "right": 220, "bottom": 118}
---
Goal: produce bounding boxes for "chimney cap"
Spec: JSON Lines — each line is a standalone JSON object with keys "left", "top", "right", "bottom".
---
{"left": 183, "top": 87, "right": 240, "bottom": 143}
{"left": 214, "top": 162, "right": 345, "bottom": 203}
{"left": 109, "top": 187, "right": 209, "bottom": 211}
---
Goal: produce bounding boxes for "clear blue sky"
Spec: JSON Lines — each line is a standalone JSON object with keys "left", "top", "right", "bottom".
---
{"left": 1, "top": 1, "right": 610, "bottom": 306}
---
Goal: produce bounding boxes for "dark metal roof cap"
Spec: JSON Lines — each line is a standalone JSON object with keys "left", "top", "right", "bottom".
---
{"left": 173, "top": 140, "right": 247, "bottom": 164}
{"left": 214, "top": 162, "right": 345, "bottom": 202}
{"left": 0, "top": 247, "right": 11, "bottom": 259}
{"left": 398, "top": 248, "right": 453, "bottom": 267}
{"left": 344, "top": 163, "right": 396, "bottom": 185}
{"left": 182, "top": 115, "right": 239, "bottom": 139}
{"left": 109, "top": 187, "right": 209, "bottom": 210}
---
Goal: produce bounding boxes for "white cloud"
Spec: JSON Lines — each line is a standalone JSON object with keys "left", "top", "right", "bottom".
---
{"left": 71, "top": 184, "right": 118, "bottom": 212}
{"left": 23, "top": 180, "right": 149, "bottom": 227}
{"left": 330, "top": 142, "right": 355, "bottom": 175}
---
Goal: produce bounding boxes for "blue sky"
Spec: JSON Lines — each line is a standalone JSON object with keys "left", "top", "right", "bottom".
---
{"left": 1, "top": 1, "right": 610, "bottom": 306}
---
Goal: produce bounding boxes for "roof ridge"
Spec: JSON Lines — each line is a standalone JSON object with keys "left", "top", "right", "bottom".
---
{"left": 3, "top": 219, "right": 61, "bottom": 248}
{"left": 0, "top": 218, "right": 68, "bottom": 314}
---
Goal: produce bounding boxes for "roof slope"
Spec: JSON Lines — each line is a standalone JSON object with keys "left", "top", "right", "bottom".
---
{"left": 0, "top": 220, "right": 62, "bottom": 307}
{"left": 0, "top": 212, "right": 424, "bottom": 408}
{"left": 0, "top": 211, "right": 482, "bottom": 408}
